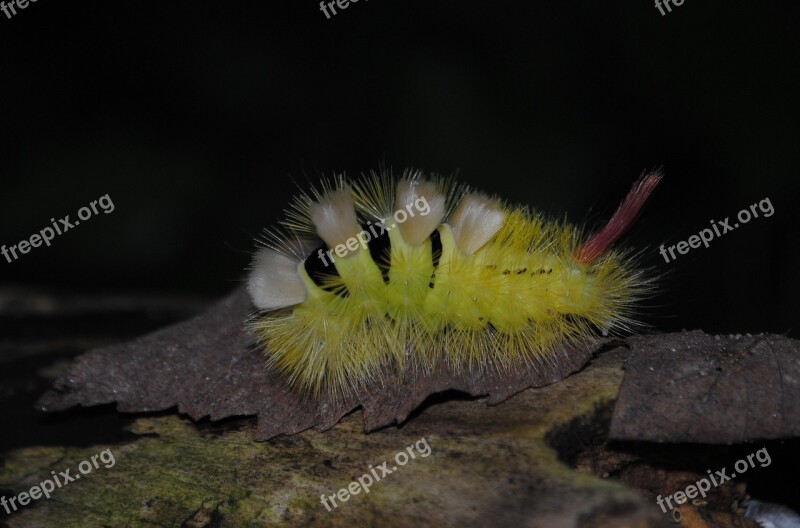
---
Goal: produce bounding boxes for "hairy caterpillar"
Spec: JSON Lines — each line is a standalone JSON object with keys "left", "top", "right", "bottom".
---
{"left": 247, "top": 170, "right": 661, "bottom": 399}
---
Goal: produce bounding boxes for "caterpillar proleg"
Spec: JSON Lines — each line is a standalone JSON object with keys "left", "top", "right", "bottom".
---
{"left": 247, "top": 170, "right": 661, "bottom": 398}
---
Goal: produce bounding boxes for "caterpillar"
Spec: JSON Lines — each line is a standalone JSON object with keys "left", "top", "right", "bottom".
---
{"left": 247, "top": 169, "right": 661, "bottom": 399}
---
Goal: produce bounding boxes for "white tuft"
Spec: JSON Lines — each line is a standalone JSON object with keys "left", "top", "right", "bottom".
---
{"left": 394, "top": 179, "right": 446, "bottom": 245}
{"left": 447, "top": 193, "right": 506, "bottom": 255}
{"left": 309, "top": 186, "right": 361, "bottom": 251}
{"left": 247, "top": 248, "right": 307, "bottom": 310}
{"left": 744, "top": 499, "right": 800, "bottom": 528}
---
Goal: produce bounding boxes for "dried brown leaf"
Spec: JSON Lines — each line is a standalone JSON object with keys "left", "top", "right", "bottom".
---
{"left": 610, "top": 330, "right": 800, "bottom": 443}
{"left": 38, "top": 286, "right": 597, "bottom": 440}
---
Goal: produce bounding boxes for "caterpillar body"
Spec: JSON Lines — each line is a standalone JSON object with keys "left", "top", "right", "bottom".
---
{"left": 247, "top": 170, "right": 661, "bottom": 398}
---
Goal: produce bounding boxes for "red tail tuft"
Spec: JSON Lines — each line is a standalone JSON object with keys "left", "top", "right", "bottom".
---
{"left": 574, "top": 170, "right": 663, "bottom": 264}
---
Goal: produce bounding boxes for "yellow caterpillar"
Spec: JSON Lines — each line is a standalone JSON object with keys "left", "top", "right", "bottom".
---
{"left": 247, "top": 170, "right": 661, "bottom": 398}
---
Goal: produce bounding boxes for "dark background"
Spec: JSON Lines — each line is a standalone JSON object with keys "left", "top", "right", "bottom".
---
{"left": 1, "top": 1, "right": 798, "bottom": 336}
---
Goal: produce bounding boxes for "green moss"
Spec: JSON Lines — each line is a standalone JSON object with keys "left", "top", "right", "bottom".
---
{"left": 1, "top": 348, "right": 648, "bottom": 527}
